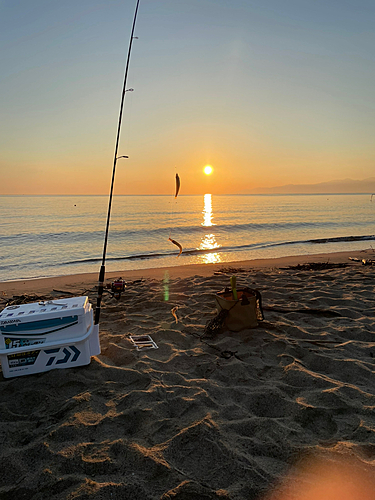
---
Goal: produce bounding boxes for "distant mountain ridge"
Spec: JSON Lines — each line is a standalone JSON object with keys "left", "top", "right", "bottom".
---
{"left": 248, "top": 177, "right": 375, "bottom": 194}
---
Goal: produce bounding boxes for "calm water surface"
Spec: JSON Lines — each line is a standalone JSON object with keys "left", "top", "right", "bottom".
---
{"left": 1, "top": 194, "right": 374, "bottom": 281}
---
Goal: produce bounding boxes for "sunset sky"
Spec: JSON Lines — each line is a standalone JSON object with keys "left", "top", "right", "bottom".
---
{"left": 1, "top": 0, "right": 374, "bottom": 195}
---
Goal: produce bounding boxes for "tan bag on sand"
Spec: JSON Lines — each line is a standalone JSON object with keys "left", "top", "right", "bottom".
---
{"left": 215, "top": 287, "right": 264, "bottom": 332}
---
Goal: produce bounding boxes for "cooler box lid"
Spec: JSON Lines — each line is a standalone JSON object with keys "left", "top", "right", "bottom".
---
{"left": 0, "top": 297, "right": 91, "bottom": 337}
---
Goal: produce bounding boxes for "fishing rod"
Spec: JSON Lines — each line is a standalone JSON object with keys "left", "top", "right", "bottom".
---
{"left": 95, "top": 0, "right": 140, "bottom": 325}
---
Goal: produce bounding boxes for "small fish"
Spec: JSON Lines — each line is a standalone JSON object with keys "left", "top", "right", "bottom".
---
{"left": 175, "top": 173, "right": 180, "bottom": 198}
{"left": 171, "top": 306, "right": 178, "bottom": 323}
{"left": 169, "top": 237, "right": 182, "bottom": 257}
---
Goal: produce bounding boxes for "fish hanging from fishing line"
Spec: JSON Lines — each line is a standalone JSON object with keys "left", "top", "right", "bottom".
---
{"left": 171, "top": 306, "right": 179, "bottom": 323}
{"left": 175, "top": 173, "right": 180, "bottom": 198}
{"left": 169, "top": 237, "right": 182, "bottom": 257}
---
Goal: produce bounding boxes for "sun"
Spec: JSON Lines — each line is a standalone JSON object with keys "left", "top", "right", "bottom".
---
{"left": 204, "top": 165, "right": 213, "bottom": 175}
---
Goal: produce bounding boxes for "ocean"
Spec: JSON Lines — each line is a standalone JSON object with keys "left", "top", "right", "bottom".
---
{"left": 1, "top": 194, "right": 374, "bottom": 282}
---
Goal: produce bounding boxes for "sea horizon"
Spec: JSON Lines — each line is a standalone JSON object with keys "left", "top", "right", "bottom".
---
{"left": 1, "top": 192, "right": 374, "bottom": 197}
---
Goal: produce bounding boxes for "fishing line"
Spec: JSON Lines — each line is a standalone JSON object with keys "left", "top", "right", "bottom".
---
{"left": 121, "top": 48, "right": 138, "bottom": 156}
{"left": 164, "top": 173, "right": 180, "bottom": 302}
{"left": 168, "top": 172, "right": 182, "bottom": 256}
{"left": 168, "top": 168, "right": 178, "bottom": 238}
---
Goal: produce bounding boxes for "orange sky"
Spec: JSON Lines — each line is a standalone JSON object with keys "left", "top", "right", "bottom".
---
{"left": 1, "top": 1, "right": 375, "bottom": 195}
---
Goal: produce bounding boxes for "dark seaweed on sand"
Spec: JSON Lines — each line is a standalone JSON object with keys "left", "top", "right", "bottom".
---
{"left": 2, "top": 294, "right": 49, "bottom": 307}
{"left": 282, "top": 262, "right": 349, "bottom": 271}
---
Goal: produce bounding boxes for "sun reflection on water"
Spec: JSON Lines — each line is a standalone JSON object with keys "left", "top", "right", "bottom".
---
{"left": 202, "top": 193, "right": 214, "bottom": 227}
{"left": 199, "top": 194, "right": 222, "bottom": 264}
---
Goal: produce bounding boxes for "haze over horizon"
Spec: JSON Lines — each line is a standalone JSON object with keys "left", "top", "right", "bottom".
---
{"left": 2, "top": 177, "right": 375, "bottom": 197}
{"left": 1, "top": 1, "right": 374, "bottom": 195}
{"left": 246, "top": 177, "right": 375, "bottom": 195}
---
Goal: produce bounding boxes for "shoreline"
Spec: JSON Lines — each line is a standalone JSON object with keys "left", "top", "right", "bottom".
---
{"left": 1, "top": 248, "right": 372, "bottom": 296}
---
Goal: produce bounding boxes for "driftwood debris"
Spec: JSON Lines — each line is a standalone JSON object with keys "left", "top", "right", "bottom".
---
{"left": 282, "top": 262, "right": 348, "bottom": 271}
{"left": 3, "top": 294, "right": 49, "bottom": 307}
{"left": 52, "top": 289, "right": 76, "bottom": 295}
{"left": 349, "top": 257, "right": 375, "bottom": 266}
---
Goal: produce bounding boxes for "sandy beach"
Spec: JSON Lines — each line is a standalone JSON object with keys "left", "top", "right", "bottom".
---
{"left": 1, "top": 248, "right": 375, "bottom": 499}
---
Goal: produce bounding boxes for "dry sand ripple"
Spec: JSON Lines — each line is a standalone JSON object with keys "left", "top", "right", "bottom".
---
{"left": 1, "top": 260, "right": 375, "bottom": 499}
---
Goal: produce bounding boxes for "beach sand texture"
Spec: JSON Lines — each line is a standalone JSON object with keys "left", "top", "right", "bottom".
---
{"left": 1, "top": 251, "right": 375, "bottom": 499}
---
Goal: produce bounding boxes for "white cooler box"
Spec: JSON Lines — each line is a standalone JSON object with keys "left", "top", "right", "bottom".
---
{"left": 0, "top": 296, "right": 100, "bottom": 378}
